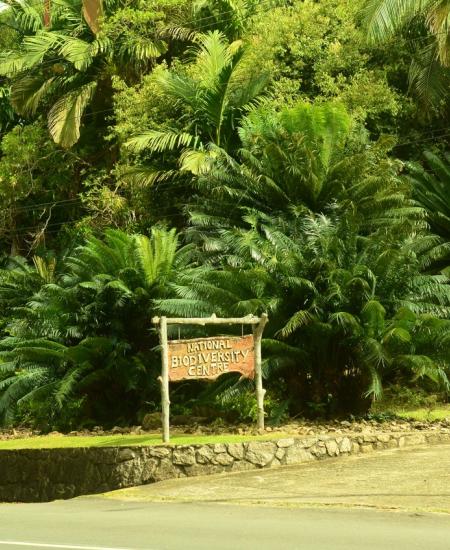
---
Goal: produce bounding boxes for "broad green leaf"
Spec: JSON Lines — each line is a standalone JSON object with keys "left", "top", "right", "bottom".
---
{"left": 47, "top": 81, "right": 97, "bottom": 148}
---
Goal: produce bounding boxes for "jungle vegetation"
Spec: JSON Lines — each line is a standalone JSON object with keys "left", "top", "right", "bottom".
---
{"left": 0, "top": 0, "right": 449, "bottom": 429}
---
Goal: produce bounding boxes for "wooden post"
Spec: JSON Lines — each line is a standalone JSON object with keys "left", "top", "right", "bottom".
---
{"left": 253, "top": 313, "right": 268, "bottom": 433}
{"left": 158, "top": 316, "right": 170, "bottom": 443}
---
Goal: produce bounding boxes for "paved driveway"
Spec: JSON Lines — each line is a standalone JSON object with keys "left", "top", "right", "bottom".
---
{"left": 106, "top": 443, "right": 450, "bottom": 514}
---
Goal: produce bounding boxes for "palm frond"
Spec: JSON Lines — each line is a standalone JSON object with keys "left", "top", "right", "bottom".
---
{"left": 48, "top": 81, "right": 97, "bottom": 147}
{"left": 125, "top": 130, "right": 198, "bottom": 153}
{"left": 362, "top": 0, "right": 428, "bottom": 43}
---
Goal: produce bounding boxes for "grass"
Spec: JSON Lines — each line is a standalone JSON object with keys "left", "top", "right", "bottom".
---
{"left": 0, "top": 432, "right": 289, "bottom": 451}
{"left": 394, "top": 405, "right": 450, "bottom": 421}
{"left": 1, "top": 403, "right": 449, "bottom": 451}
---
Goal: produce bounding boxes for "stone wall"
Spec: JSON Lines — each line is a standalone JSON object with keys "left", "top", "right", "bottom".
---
{"left": 1, "top": 431, "right": 449, "bottom": 503}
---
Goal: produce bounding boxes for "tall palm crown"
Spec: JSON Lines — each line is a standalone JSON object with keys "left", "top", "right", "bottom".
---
{"left": 362, "top": 0, "right": 450, "bottom": 107}
{"left": 126, "top": 30, "right": 269, "bottom": 181}
{"left": 159, "top": 100, "right": 450, "bottom": 414}
{"left": 192, "top": 0, "right": 261, "bottom": 40}
{"left": 0, "top": 0, "right": 185, "bottom": 147}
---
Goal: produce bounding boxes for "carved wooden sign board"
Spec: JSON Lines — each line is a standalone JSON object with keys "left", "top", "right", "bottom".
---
{"left": 153, "top": 314, "right": 268, "bottom": 443}
{"left": 168, "top": 335, "right": 255, "bottom": 381}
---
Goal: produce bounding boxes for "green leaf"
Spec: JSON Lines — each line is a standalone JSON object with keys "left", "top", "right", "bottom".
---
{"left": 125, "top": 130, "right": 198, "bottom": 153}
{"left": 47, "top": 81, "right": 97, "bottom": 148}
{"left": 279, "top": 310, "right": 314, "bottom": 338}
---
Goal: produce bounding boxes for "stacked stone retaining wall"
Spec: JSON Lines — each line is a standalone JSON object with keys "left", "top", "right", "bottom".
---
{"left": 1, "top": 431, "right": 449, "bottom": 502}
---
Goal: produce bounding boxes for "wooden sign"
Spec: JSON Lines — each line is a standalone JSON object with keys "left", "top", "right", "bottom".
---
{"left": 168, "top": 335, "right": 255, "bottom": 382}
{"left": 153, "top": 314, "right": 268, "bottom": 442}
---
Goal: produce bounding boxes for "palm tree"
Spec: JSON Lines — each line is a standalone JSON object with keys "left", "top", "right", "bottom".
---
{"left": 160, "top": 101, "right": 450, "bottom": 415}
{"left": 362, "top": 0, "right": 450, "bottom": 107}
{"left": 125, "top": 30, "right": 269, "bottom": 184}
{"left": 187, "top": 101, "right": 424, "bottom": 245}
{"left": 0, "top": 254, "right": 55, "bottom": 338}
{"left": 159, "top": 212, "right": 450, "bottom": 415}
{"left": 0, "top": 0, "right": 183, "bottom": 147}
{"left": 0, "top": 227, "right": 198, "bottom": 426}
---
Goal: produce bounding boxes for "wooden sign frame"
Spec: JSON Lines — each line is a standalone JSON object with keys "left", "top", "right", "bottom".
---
{"left": 152, "top": 314, "right": 268, "bottom": 442}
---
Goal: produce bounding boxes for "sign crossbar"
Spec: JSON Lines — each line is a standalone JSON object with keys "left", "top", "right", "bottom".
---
{"left": 152, "top": 314, "right": 261, "bottom": 326}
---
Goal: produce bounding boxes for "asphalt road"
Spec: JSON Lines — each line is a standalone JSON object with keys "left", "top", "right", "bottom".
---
{"left": 0, "top": 498, "right": 450, "bottom": 550}
{"left": 1, "top": 444, "right": 450, "bottom": 550}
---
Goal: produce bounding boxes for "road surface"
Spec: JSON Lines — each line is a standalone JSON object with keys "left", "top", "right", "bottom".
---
{"left": 1, "top": 498, "right": 450, "bottom": 550}
{"left": 0, "top": 444, "right": 449, "bottom": 550}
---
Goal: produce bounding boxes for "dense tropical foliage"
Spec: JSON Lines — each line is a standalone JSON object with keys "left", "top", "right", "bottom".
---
{"left": 363, "top": 0, "right": 450, "bottom": 108}
{"left": 0, "top": 0, "right": 449, "bottom": 429}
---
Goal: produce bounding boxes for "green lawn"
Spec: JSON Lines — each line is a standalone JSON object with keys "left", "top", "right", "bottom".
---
{"left": 2, "top": 405, "right": 449, "bottom": 451}
{"left": 394, "top": 406, "right": 450, "bottom": 422}
{"left": 0, "top": 432, "right": 288, "bottom": 451}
